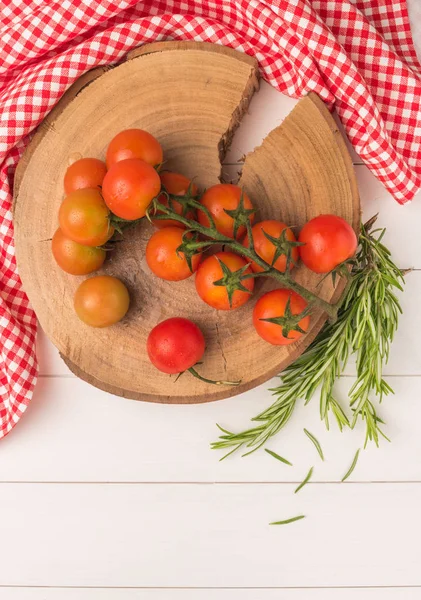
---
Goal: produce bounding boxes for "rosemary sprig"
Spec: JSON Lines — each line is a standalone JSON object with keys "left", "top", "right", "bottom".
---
{"left": 212, "top": 216, "right": 405, "bottom": 456}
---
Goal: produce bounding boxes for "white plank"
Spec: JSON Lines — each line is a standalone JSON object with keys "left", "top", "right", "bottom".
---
{"left": 1, "top": 588, "right": 420, "bottom": 600}
{"left": 0, "top": 482, "right": 419, "bottom": 587}
{"left": 37, "top": 270, "right": 421, "bottom": 377}
{"left": 355, "top": 165, "right": 421, "bottom": 268}
{"left": 2, "top": 376, "right": 420, "bottom": 482}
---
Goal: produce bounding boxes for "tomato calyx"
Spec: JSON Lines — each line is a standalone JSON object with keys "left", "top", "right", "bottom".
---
{"left": 259, "top": 296, "right": 312, "bottom": 339}
{"left": 262, "top": 227, "right": 304, "bottom": 271}
{"left": 160, "top": 179, "right": 200, "bottom": 216}
{"left": 175, "top": 231, "right": 202, "bottom": 273}
{"left": 330, "top": 259, "right": 354, "bottom": 286}
{"left": 317, "top": 257, "right": 355, "bottom": 288}
{"left": 109, "top": 213, "right": 143, "bottom": 234}
{"left": 213, "top": 257, "right": 255, "bottom": 308}
{"left": 224, "top": 190, "right": 257, "bottom": 240}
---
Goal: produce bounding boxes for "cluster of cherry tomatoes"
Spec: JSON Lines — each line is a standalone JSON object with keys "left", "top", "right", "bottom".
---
{"left": 52, "top": 128, "right": 357, "bottom": 380}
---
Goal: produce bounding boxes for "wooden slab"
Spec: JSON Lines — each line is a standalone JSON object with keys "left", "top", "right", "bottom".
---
{"left": 13, "top": 41, "right": 360, "bottom": 403}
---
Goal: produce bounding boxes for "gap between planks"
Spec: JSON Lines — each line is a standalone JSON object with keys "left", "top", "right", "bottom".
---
{"left": 0, "top": 584, "right": 420, "bottom": 590}
{"left": 1, "top": 481, "right": 420, "bottom": 485}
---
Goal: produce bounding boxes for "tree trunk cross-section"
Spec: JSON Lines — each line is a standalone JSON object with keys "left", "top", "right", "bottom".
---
{"left": 13, "top": 42, "right": 360, "bottom": 403}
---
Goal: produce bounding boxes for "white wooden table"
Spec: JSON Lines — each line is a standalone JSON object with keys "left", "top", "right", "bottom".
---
{"left": 2, "top": 8, "right": 421, "bottom": 599}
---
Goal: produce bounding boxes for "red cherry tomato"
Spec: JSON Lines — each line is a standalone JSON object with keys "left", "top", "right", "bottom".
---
{"left": 147, "top": 317, "right": 205, "bottom": 375}
{"left": 253, "top": 289, "right": 310, "bottom": 346}
{"left": 195, "top": 251, "right": 254, "bottom": 311}
{"left": 243, "top": 220, "right": 299, "bottom": 273}
{"left": 198, "top": 184, "right": 255, "bottom": 240}
{"left": 63, "top": 158, "right": 107, "bottom": 195}
{"left": 102, "top": 158, "right": 161, "bottom": 220}
{"left": 106, "top": 129, "right": 163, "bottom": 169}
{"left": 152, "top": 171, "right": 197, "bottom": 229}
{"left": 298, "top": 215, "right": 357, "bottom": 274}
{"left": 146, "top": 227, "right": 201, "bottom": 281}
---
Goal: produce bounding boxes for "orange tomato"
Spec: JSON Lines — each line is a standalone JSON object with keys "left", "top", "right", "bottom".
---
{"left": 146, "top": 227, "right": 201, "bottom": 281}
{"left": 52, "top": 228, "right": 106, "bottom": 275}
{"left": 243, "top": 220, "right": 299, "bottom": 273}
{"left": 253, "top": 289, "right": 310, "bottom": 345}
{"left": 195, "top": 251, "right": 254, "bottom": 311}
{"left": 198, "top": 184, "right": 255, "bottom": 240}
{"left": 59, "top": 188, "right": 113, "bottom": 247}
{"left": 63, "top": 158, "right": 107, "bottom": 194}
{"left": 152, "top": 171, "right": 197, "bottom": 229}
{"left": 74, "top": 276, "right": 130, "bottom": 328}
{"left": 106, "top": 129, "right": 163, "bottom": 169}
{"left": 102, "top": 158, "right": 161, "bottom": 221}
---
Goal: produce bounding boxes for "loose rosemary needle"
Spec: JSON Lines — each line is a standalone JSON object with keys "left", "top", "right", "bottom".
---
{"left": 212, "top": 216, "right": 405, "bottom": 457}
{"left": 265, "top": 448, "right": 293, "bottom": 466}
{"left": 270, "top": 515, "right": 305, "bottom": 526}
{"left": 341, "top": 449, "right": 360, "bottom": 482}
{"left": 303, "top": 429, "right": 324, "bottom": 461}
{"left": 294, "top": 467, "right": 314, "bottom": 494}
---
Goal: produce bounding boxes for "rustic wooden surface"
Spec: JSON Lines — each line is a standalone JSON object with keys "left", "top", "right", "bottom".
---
{"left": 14, "top": 41, "right": 359, "bottom": 404}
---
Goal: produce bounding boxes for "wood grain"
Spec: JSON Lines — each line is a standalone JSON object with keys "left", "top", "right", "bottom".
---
{"left": 13, "top": 41, "right": 359, "bottom": 404}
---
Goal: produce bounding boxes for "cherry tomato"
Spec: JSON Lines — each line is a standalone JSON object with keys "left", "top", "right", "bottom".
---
{"left": 253, "top": 289, "right": 310, "bottom": 346}
{"left": 195, "top": 251, "right": 254, "bottom": 311}
{"left": 63, "top": 158, "right": 107, "bottom": 195}
{"left": 298, "top": 215, "right": 357, "bottom": 274}
{"left": 102, "top": 158, "right": 161, "bottom": 220}
{"left": 147, "top": 317, "right": 205, "bottom": 375}
{"left": 152, "top": 171, "right": 197, "bottom": 229}
{"left": 198, "top": 183, "right": 255, "bottom": 240}
{"left": 243, "top": 220, "right": 299, "bottom": 273}
{"left": 74, "top": 276, "right": 130, "bottom": 328}
{"left": 59, "top": 188, "right": 114, "bottom": 247}
{"left": 146, "top": 227, "right": 201, "bottom": 281}
{"left": 52, "top": 228, "right": 106, "bottom": 275}
{"left": 106, "top": 129, "right": 163, "bottom": 169}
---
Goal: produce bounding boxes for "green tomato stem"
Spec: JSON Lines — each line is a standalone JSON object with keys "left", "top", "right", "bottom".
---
{"left": 188, "top": 367, "right": 241, "bottom": 386}
{"left": 152, "top": 200, "right": 339, "bottom": 321}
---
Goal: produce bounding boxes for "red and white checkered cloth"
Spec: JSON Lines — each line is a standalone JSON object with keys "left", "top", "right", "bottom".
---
{"left": 1, "top": 0, "right": 421, "bottom": 438}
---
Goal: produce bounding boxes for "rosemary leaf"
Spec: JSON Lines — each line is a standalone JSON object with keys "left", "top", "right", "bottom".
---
{"left": 303, "top": 429, "right": 324, "bottom": 461}
{"left": 294, "top": 467, "right": 314, "bottom": 494}
{"left": 265, "top": 448, "right": 293, "bottom": 466}
{"left": 341, "top": 449, "right": 360, "bottom": 482}
{"left": 270, "top": 515, "right": 305, "bottom": 526}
